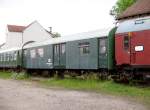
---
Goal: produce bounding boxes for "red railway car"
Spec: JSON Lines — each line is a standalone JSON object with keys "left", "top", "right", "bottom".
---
{"left": 115, "top": 16, "right": 150, "bottom": 69}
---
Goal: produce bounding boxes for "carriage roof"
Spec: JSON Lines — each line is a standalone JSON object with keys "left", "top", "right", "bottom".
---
{"left": 24, "top": 28, "right": 111, "bottom": 49}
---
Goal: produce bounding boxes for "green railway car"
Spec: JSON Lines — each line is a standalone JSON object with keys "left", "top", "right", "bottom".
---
{"left": 0, "top": 28, "right": 116, "bottom": 75}
{"left": 0, "top": 48, "right": 22, "bottom": 69}
{"left": 23, "top": 28, "right": 111, "bottom": 71}
{"left": 108, "top": 27, "right": 117, "bottom": 70}
{"left": 23, "top": 45, "right": 53, "bottom": 69}
{"left": 66, "top": 37, "right": 107, "bottom": 70}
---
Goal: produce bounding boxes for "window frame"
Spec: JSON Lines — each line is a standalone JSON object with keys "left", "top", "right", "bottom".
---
{"left": 99, "top": 38, "right": 107, "bottom": 54}
{"left": 60, "top": 43, "right": 66, "bottom": 55}
{"left": 30, "top": 49, "right": 36, "bottom": 59}
{"left": 37, "top": 48, "right": 44, "bottom": 57}
{"left": 79, "top": 42, "right": 90, "bottom": 55}
{"left": 124, "top": 35, "right": 130, "bottom": 51}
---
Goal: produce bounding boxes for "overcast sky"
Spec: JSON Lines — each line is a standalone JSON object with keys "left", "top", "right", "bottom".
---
{"left": 0, "top": 0, "right": 117, "bottom": 44}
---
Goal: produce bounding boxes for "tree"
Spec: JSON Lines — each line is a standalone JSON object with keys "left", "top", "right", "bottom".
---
{"left": 52, "top": 32, "right": 61, "bottom": 38}
{"left": 110, "top": 0, "right": 137, "bottom": 18}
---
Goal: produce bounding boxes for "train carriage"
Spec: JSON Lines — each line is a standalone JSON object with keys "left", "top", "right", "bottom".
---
{"left": 23, "top": 28, "right": 111, "bottom": 72}
{"left": 65, "top": 31, "right": 108, "bottom": 70}
{"left": 0, "top": 47, "right": 22, "bottom": 69}
{"left": 23, "top": 45, "right": 53, "bottom": 69}
{"left": 115, "top": 16, "right": 150, "bottom": 68}
{"left": 115, "top": 16, "right": 150, "bottom": 80}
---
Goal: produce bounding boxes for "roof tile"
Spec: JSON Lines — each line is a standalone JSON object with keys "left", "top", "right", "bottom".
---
{"left": 117, "top": 0, "right": 150, "bottom": 20}
{"left": 7, "top": 25, "right": 26, "bottom": 32}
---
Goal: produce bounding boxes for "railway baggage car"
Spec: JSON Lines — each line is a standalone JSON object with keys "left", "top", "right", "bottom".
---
{"left": 23, "top": 28, "right": 111, "bottom": 71}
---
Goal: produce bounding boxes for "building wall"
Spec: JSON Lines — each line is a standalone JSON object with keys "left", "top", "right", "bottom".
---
{"left": 0, "top": 21, "right": 52, "bottom": 50}
{"left": 23, "top": 21, "right": 51, "bottom": 44}
{"left": 1, "top": 32, "right": 22, "bottom": 49}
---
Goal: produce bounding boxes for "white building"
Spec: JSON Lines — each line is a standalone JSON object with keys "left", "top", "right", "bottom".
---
{"left": 1, "top": 21, "right": 52, "bottom": 49}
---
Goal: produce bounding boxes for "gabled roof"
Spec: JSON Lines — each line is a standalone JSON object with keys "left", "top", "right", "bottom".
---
{"left": 7, "top": 21, "right": 52, "bottom": 38}
{"left": 7, "top": 25, "right": 26, "bottom": 32}
{"left": 22, "top": 20, "right": 52, "bottom": 36}
{"left": 117, "top": 0, "right": 150, "bottom": 20}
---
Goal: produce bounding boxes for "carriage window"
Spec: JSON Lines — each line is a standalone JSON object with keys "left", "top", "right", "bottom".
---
{"left": 124, "top": 36, "right": 129, "bottom": 50}
{"left": 14, "top": 51, "right": 17, "bottom": 61}
{"left": 24, "top": 50, "right": 28, "bottom": 56}
{"left": 38, "top": 48, "right": 44, "bottom": 57}
{"left": 99, "top": 39, "right": 106, "bottom": 54}
{"left": 3, "top": 54, "right": 5, "bottom": 62}
{"left": 1, "top": 54, "right": 3, "bottom": 61}
{"left": 10, "top": 52, "right": 13, "bottom": 61}
{"left": 79, "top": 43, "right": 90, "bottom": 55}
{"left": 30, "top": 50, "right": 36, "bottom": 58}
{"left": 6, "top": 53, "right": 9, "bottom": 61}
{"left": 61, "top": 44, "right": 66, "bottom": 54}
{"left": 54, "top": 44, "right": 59, "bottom": 55}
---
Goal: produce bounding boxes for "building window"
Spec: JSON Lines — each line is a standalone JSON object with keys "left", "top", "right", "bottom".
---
{"left": 99, "top": 39, "right": 107, "bottom": 54}
{"left": 124, "top": 36, "right": 129, "bottom": 51}
{"left": 79, "top": 42, "right": 90, "bottom": 55}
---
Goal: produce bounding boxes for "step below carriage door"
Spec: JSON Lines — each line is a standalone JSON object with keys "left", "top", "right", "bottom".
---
{"left": 53, "top": 43, "right": 66, "bottom": 68}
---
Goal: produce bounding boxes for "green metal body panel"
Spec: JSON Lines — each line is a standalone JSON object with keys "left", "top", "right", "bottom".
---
{"left": 108, "top": 27, "right": 117, "bottom": 70}
{"left": 0, "top": 50, "right": 21, "bottom": 68}
{"left": 53, "top": 43, "right": 66, "bottom": 69}
{"left": 17, "top": 50, "right": 22, "bottom": 67}
{"left": 66, "top": 38, "right": 108, "bottom": 70}
{"left": 24, "top": 45, "right": 53, "bottom": 69}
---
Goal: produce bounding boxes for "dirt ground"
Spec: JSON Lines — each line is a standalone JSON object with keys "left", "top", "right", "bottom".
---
{"left": 0, "top": 79, "right": 147, "bottom": 110}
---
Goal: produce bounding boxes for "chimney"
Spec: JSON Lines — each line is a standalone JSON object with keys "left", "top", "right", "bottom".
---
{"left": 48, "top": 27, "right": 52, "bottom": 33}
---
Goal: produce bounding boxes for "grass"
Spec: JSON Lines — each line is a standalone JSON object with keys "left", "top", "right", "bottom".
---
{"left": 0, "top": 71, "right": 30, "bottom": 80}
{"left": 39, "top": 78, "right": 150, "bottom": 107}
{"left": 0, "top": 71, "right": 12, "bottom": 79}
{"left": 0, "top": 71, "right": 149, "bottom": 107}
{"left": 40, "top": 78, "right": 150, "bottom": 96}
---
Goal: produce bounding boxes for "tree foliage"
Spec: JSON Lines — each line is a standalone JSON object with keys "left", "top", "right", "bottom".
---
{"left": 110, "top": 0, "right": 137, "bottom": 18}
{"left": 52, "top": 32, "right": 61, "bottom": 38}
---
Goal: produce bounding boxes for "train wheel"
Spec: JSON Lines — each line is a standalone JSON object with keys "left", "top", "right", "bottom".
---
{"left": 97, "top": 71, "right": 109, "bottom": 80}
{"left": 49, "top": 71, "right": 54, "bottom": 78}
{"left": 56, "top": 70, "right": 64, "bottom": 79}
{"left": 42, "top": 70, "right": 50, "bottom": 77}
